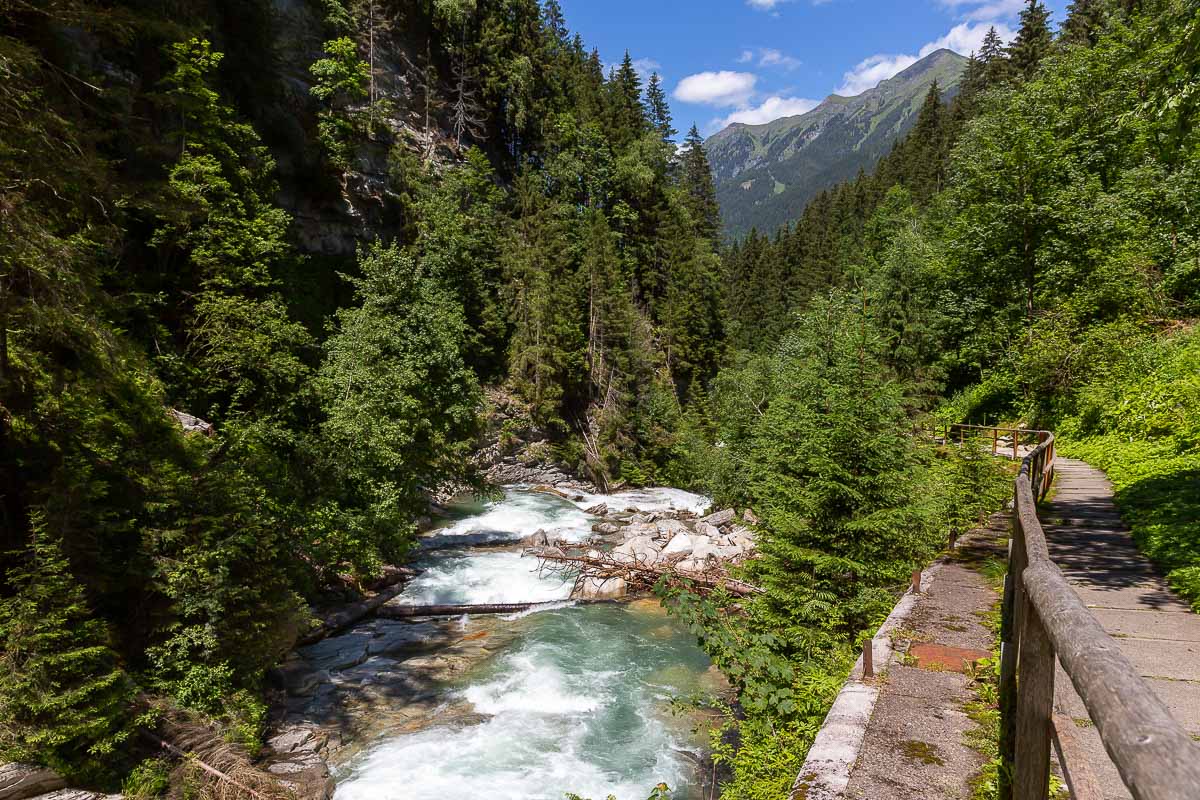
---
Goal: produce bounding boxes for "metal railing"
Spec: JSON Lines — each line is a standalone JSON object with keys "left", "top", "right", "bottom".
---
{"left": 992, "top": 429, "right": 1200, "bottom": 800}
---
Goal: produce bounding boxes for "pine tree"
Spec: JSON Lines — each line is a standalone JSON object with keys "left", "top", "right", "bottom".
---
{"left": 1008, "top": 0, "right": 1054, "bottom": 80}
{"left": 0, "top": 520, "right": 133, "bottom": 779}
{"left": 645, "top": 72, "right": 676, "bottom": 142}
{"left": 1061, "top": 0, "right": 1106, "bottom": 47}
{"left": 608, "top": 51, "right": 646, "bottom": 147}
{"left": 906, "top": 82, "right": 947, "bottom": 202}
{"left": 680, "top": 124, "right": 721, "bottom": 243}
{"left": 979, "top": 26, "right": 1013, "bottom": 85}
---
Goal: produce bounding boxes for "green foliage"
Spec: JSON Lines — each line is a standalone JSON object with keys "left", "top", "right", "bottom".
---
{"left": 122, "top": 758, "right": 172, "bottom": 800}
{"left": 310, "top": 36, "right": 369, "bottom": 170}
{"left": 1058, "top": 329, "right": 1200, "bottom": 608}
{"left": 318, "top": 242, "right": 481, "bottom": 564}
{"left": 0, "top": 521, "right": 134, "bottom": 780}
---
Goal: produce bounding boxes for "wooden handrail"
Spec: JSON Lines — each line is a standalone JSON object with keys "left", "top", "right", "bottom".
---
{"left": 993, "top": 431, "right": 1200, "bottom": 800}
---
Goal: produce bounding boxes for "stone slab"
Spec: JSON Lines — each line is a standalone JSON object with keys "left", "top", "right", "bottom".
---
{"left": 1090, "top": 607, "right": 1200, "bottom": 643}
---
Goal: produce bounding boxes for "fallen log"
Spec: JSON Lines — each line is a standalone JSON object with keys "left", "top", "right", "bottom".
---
{"left": 531, "top": 549, "right": 764, "bottom": 597}
{"left": 378, "top": 599, "right": 612, "bottom": 618}
{"left": 298, "top": 569, "right": 418, "bottom": 645}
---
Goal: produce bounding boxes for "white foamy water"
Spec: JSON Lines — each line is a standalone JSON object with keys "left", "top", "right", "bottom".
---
{"left": 335, "top": 489, "right": 715, "bottom": 800}
{"left": 570, "top": 486, "right": 711, "bottom": 515}
{"left": 432, "top": 489, "right": 595, "bottom": 543}
{"left": 335, "top": 605, "right": 710, "bottom": 800}
{"left": 396, "top": 550, "right": 574, "bottom": 606}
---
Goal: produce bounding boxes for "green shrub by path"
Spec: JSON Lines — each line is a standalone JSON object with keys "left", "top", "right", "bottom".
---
{"left": 1056, "top": 327, "right": 1200, "bottom": 611}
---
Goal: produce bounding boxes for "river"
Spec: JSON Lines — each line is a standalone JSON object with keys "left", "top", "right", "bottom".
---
{"left": 331, "top": 487, "right": 720, "bottom": 800}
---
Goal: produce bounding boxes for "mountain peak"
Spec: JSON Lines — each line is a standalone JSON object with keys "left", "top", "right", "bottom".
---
{"left": 706, "top": 48, "right": 968, "bottom": 238}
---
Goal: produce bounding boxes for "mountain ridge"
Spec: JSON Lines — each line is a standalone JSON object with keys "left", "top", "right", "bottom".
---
{"left": 707, "top": 48, "right": 968, "bottom": 238}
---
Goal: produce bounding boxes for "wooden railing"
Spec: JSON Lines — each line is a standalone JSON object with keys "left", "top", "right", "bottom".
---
{"left": 990, "top": 429, "right": 1200, "bottom": 800}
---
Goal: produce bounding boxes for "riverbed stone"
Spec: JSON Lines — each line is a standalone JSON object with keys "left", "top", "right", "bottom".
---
{"left": 611, "top": 536, "right": 661, "bottom": 565}
{"left": 300, "top": 628, "right": 375, "bottom": 672}
{"left": 575, "top": 575, "right": 628, "bottom": 599}
{"left": 276, "top": 658, "right": 330, "bottom": 697}
{"left": 523, "top": 529, "right": 550, "bottom": 546}
{"left": 700, "top": 508, "right": 735, "bottom": 527}
{"left": 661, "top": 533, "right": 694, "bottom": 557}
{"left": 694, "top": 521, "right": 721, "bottom": 539}
{"left": 592, "top": 522, "right": 622, "bottom": 535}
{"left": 584, "top": 503, "right": 608, "bottom": 515}
{"left": 655, "top": 519, "right": 692, "bottom": 538}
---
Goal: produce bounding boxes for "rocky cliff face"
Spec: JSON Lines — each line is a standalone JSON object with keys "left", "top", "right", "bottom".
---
{"left": 706, "top": 49, "right": 967, "bottom": 238}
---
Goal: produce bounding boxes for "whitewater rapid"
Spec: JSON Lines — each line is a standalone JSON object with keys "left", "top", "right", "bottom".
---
{"left": 333, "top": 487, "right": 715, "bottom": 800}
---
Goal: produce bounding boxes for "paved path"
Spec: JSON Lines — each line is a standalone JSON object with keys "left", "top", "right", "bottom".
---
{"left": 1044, "top": 458, "right": 1200, "bottom": 799}
{"left": 842, "top": 514, "right": 1010, "bottom": 800}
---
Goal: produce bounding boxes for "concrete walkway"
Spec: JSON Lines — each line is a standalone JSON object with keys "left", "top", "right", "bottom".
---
{"left": 841, "top": 513, "right": 1010, "bottom": 800}
{"left": 1044, "top": 458, "right": 1200, "bottom": 799}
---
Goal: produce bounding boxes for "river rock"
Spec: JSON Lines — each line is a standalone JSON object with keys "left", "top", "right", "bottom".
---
{"left": 691, "top": 537, "right": 720, "bottom": 562}
{"left": 699, "top": 508, "right": 735, "bottom": 527}
{"left": 629, "top": 512, "right": 658, "bottom": 524}
{"left": 574, "top": 575, "right": 628, "bottom": 600}
{"left": 275, "top": 658, "right": 331, "bottom": 697}
{"left": 267, "top": 727, "right": 316, "bottom": 755}
{"left": 743, "top": 508, "right": 760, "bottom": 525}
{"left": 0, "top": 764, "right": 68, "bottom": 800}
{"left": 694, "top": 521, "right": 721, "bottom": 539}
{"left": 661, "top": 533, "right": 693, "bottom": 557}
{"left": 299, "top": 629, "right": 374, "bottom": 672}
{"left": 675, "top": 556, "right": 705, "bottom": 573}
{"left": 584, "top": 503, "right": 608, "bottom": 515}
{"left": 654, "top": 519, "right": 691, "bottom": 538}
{"left": 523, "top": 529, "right": 550, "bottom": 547}
{"left": 611, "top": 536, "right": 661, "bottom": 565}
{"left": 592, "top": 522, "right": 622, "bottom": 535}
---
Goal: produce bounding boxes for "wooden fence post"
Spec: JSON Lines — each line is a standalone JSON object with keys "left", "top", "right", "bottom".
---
{"left": 1013, "top": 581, "right": 1055, "bottom": 800}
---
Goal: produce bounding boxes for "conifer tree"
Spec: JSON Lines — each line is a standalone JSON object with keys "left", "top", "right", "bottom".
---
{"left": 645, "top": 72, "right": 676, "bottom": 142}
{"left": 1061, "top": 0, "right": 1106, "bottom": 47}
{"left": 1008, "top": 0, "right": 1054, "bottom": 80}
{"left": 680, "top": 124, "right": 721, "bottom": 243}
{"left": 0, "top": 520, "right": 133, "bottom": 779}
{"left": 608, "top": 51, "right": 646, "bottom": 147}
{"left": 979, "top": 26, "right": 1013, "bottom": 84}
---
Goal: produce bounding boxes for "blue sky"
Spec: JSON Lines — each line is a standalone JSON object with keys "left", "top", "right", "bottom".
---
{"left": 559, "top": 0, "right": 1069, "bottom": 136}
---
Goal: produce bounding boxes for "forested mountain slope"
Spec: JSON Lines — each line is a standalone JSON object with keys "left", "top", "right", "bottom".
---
{"left": 0, "top": 0, "right": 723, "bottom": 787}
{"left": 706, "top": 48, "right": 967, "bottom": 238}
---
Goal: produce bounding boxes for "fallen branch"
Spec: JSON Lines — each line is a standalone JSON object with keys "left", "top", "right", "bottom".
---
{"left": 139, "top": 731, "right": 283, "bottom": 800}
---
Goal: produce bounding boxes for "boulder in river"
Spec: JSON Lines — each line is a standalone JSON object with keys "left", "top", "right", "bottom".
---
{"left": 591, "top": 522, "right": 622, "bottom": 535}
{"left": 584, "top": 503, "right": 608, "bottom": 515}
{"left": 699, "top": 508, "right": 736, "bottom": 527}
{"left": 661, "top": 533, "right": 694, "bottom": 557}
{"left": 523, "top": 529, "right": 550, "bottom": 547}
{"left": 574, "top": 575, "right": 628, "bottom": 600}
{"left": 655, "top": 518, "right": 691, "bottom": 538}
{"left": 611, "top": 536, "right": 661, "bottom": 565}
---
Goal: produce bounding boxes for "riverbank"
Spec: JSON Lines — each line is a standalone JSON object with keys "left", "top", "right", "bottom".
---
{"left": 261, "top": 484, "right": 726, "bottom": 800}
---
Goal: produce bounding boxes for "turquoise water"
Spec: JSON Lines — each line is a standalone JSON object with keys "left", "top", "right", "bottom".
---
{"left": 334, "top": 489, "right": 717, "bottom": 800}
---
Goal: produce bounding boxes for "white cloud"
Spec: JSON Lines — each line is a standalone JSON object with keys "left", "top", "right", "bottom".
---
{"left": 631, "top": 57, "right": 662, "bottom": 81}
{"left": 737, "top": 49, "right": 755, "bottom": 63}
{"left": 746, "top": 0, "right": 789, "bottom": 8}
{"left": 758, "top": 48, "right": 802, "bottom": 69}
{"left": 939, "top": 0, "right": 1025, "bottom": 22}
{"left": 835, "top": 21, "right": 1015, "bottom": 96}
{"left": 920, "top": 21, "right": 1015, "bottom": 57}
{"left": 673, "top": 71, "right": 758, "bottom": 107}
{"left": 835, "top": 54, "right": 919, "bottom": 95}
{"left": 711, "top": 95, "right": 820, "bottom": 129}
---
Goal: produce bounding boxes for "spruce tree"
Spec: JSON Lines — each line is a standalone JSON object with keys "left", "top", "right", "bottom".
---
{"left": 1061, "top": 0, "right": 1106, "bottom": 47}
{"left": 1008, "top": 0, "right": 1054, "bottom": 80}
{"left": 645, "top": 72, "right": 676, "bottom": 142}
{"left": 979, "top": 26, "right": 1013, "bottom": 84}
{"left": 680, "top": 124, "right": 721, "bottom": 243}
{"left": 608, "top": 51, "right": 646, "bottom": 147}
{"left": 0, "top": 521, "right": 133, "bottom": 779}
